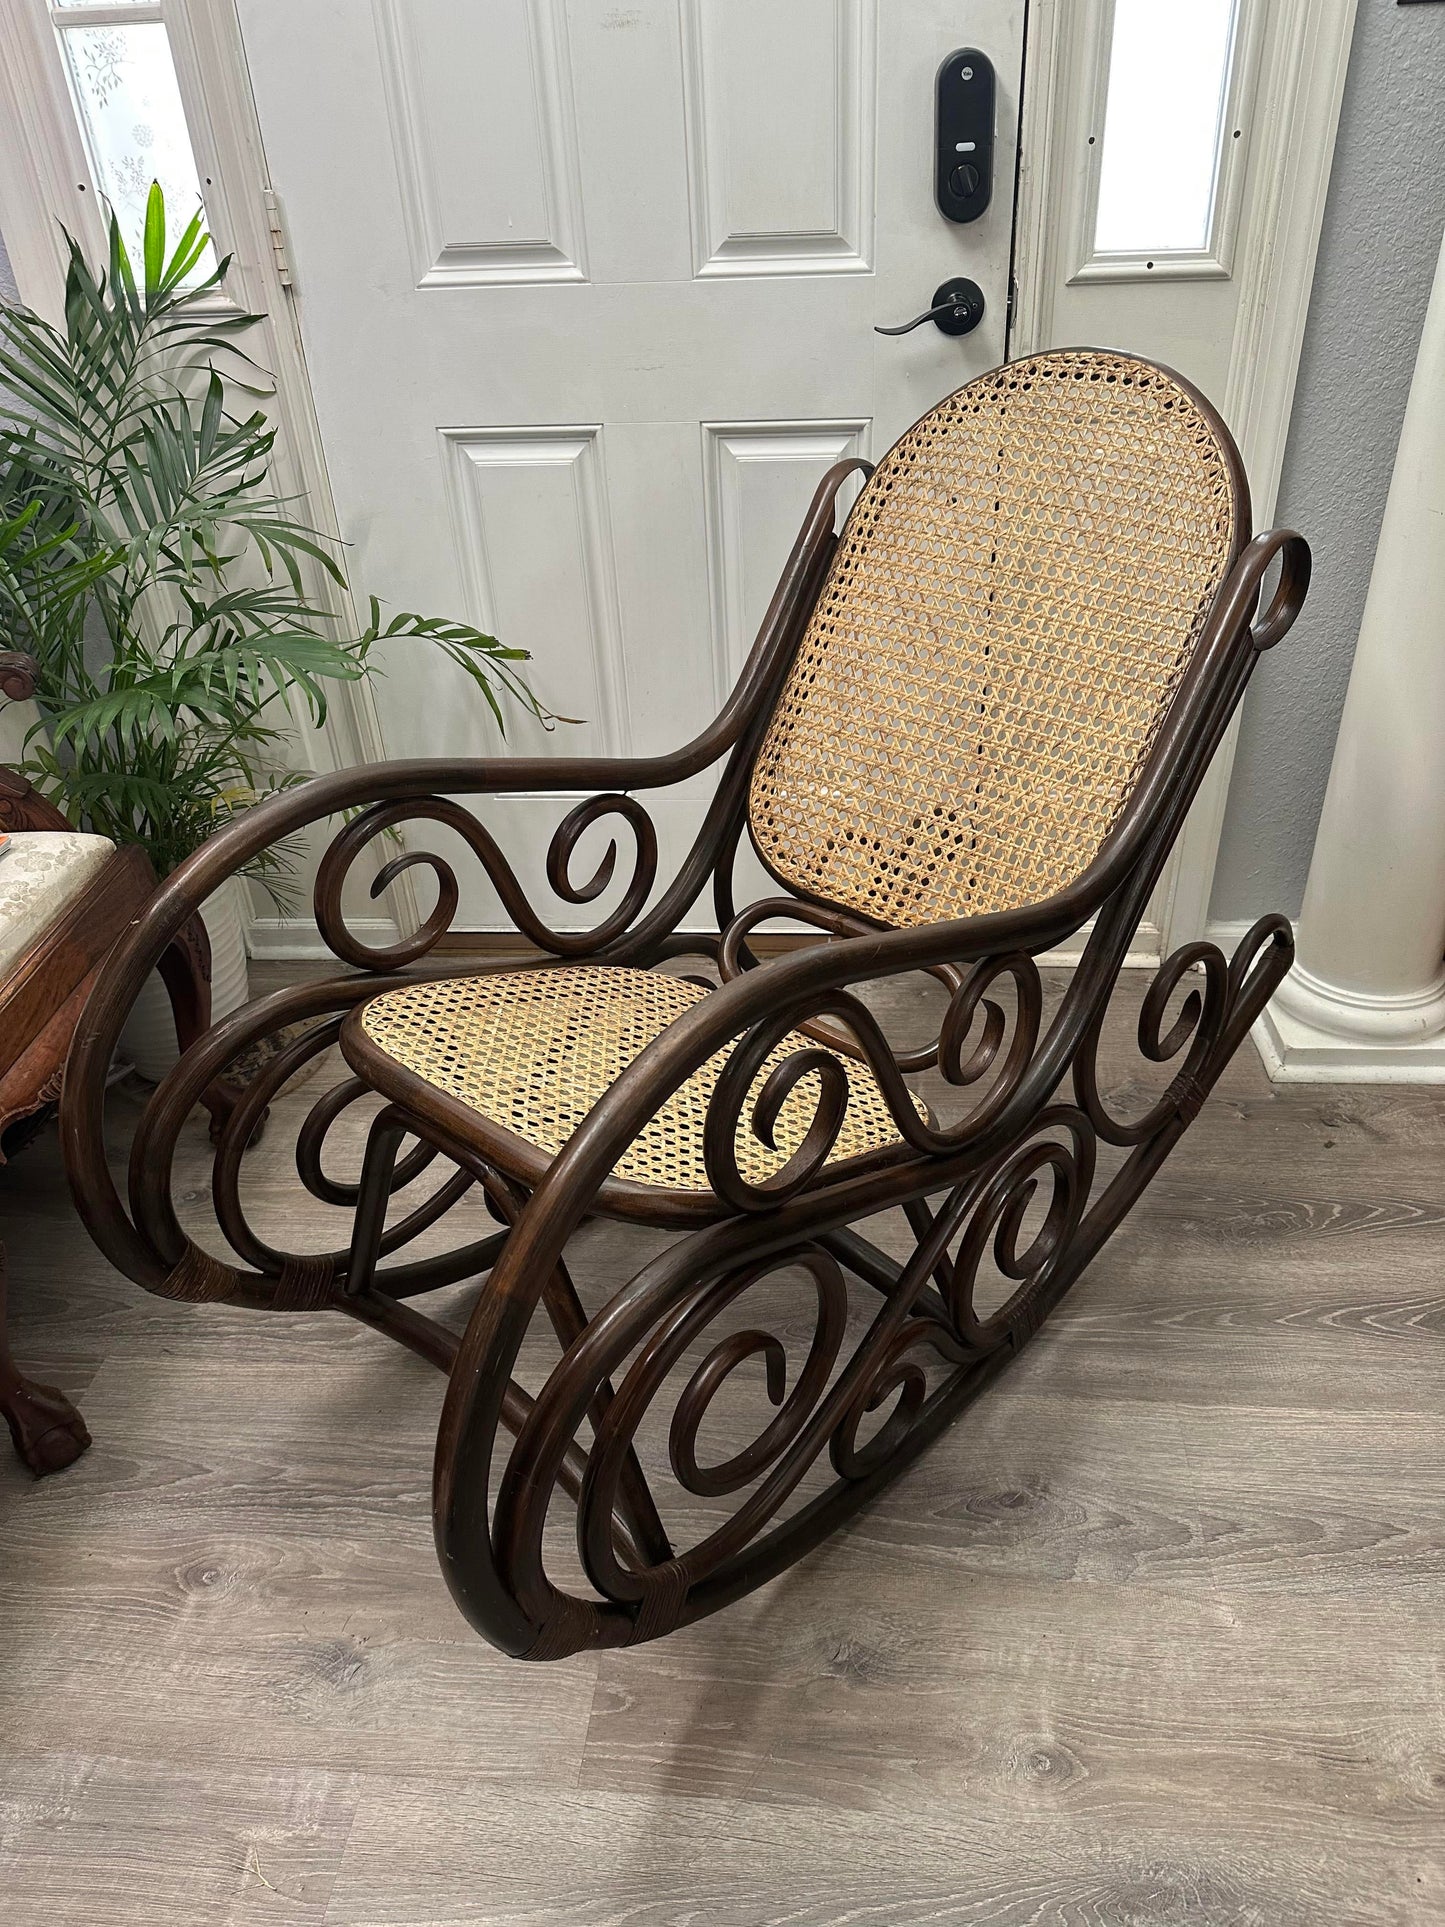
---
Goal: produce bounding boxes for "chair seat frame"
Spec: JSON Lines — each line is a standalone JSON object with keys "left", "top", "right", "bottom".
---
{"left": 62, "top": 355, "right": 1310, "bottom": 1659}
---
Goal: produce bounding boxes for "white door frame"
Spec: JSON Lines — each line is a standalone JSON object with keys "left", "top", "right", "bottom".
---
{"left": 0, "top": 0, "right": 387, "bottom": 785}
{"left": 1011, "top": 0, "right": 1359, "bottom": 955}
{"left": 0, "top": 0, "right": 1357, "bottom": 954}
{"left": 0, "top": 0, "right": 410, "bottom": 952}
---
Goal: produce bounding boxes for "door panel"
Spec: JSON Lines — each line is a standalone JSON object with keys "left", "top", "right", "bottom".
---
{"left": 681, "top": 0, "right": 876, "bottom": 277}
{"left": 374, "top": 0, "right": 588, "bottom": 287}
{"left": 236, "top": 0, "right": 1026, "bottom": 929}
{"left": 702, "top": 421, "right": 868, "bottom": 705}
{"left": 437, "top": 428, "right": 627, "bottom": 759}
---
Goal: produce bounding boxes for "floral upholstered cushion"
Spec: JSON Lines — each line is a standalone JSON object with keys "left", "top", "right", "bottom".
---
{"left": 0, "top": 831, "right": 116, "bottom": 979}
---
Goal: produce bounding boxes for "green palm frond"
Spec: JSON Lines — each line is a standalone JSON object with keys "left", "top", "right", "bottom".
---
{"left": 0, "top": 182, "right": 551, "bottom": 883}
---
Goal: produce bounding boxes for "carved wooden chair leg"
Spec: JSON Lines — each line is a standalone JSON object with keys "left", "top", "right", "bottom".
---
{"left": 0, "top": 1241, "right": 91, "bottom": 1476}
{"left": 156, "top": 913, "right": 257, "bottom": 1144}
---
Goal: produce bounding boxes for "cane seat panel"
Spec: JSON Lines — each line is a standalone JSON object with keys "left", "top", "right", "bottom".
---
{"left": 0, "top": 831, "right": 116, "bottom": 977}
{"left": 353, "top": 965, "right": 924, "bottom": 1193}
{"left": 748, "top": 349, "right": 1241, "bottom": 927}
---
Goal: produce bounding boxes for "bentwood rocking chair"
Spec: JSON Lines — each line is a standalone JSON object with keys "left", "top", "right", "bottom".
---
{"left": 64, "top": 350, "right": 1309, "bottom": 1660}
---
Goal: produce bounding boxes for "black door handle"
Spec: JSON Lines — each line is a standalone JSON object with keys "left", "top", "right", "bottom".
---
{"left": 876, "top": 277, "right": 985, "bottom": 338}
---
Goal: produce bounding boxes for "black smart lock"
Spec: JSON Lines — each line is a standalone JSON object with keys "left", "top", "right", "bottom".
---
{"left": 935, "top": 49, "right": 994, "bottom": 223}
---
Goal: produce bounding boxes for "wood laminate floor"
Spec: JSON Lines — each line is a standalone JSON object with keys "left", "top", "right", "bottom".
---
{"left": 1, "top": 963, "right": 1442, "bottom": 1926}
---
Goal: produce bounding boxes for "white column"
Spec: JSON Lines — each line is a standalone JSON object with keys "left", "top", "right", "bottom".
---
{"left": 1259, "top": 226, "right": 1445, "bottom": 1082}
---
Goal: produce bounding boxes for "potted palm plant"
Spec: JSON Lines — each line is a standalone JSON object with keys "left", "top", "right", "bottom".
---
{"left": 0, "top": 187, "right": 545, "bottom": 1072}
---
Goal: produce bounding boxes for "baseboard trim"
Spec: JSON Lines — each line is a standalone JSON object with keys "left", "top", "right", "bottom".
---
{"left": 1206, "top": 917, "right": 1445, "bottom": 1084}
{"left": 246, "top": 916, "right": 402, "bottom": 961}
{"left": 1253, "top": 1002, "right": 1445, "bottom": 1083}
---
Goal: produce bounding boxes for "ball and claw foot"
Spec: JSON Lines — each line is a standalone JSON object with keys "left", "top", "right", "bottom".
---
{"left": 0, "top": 1244, "right": 92, "bottom": 1477}
{"left": 1, "top": 1374, "right": 92, "bottom": 1476}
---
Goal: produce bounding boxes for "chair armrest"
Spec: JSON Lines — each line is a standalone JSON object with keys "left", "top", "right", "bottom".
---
{"left": 56, "top": 746, "right": 771, "bottom": 1302}
{"left": 0, "top": 654, "right": 72, "bottom": 832}
{"left": 0, "top": 653, "right": 69, "bottom": 834}
{"left": 139, "top": 746, "right": 724, "bottom": 931}
{"left": 69, "top": 445, "right": 863, "bottom": 981}
{"left": 0, "top": 769, "right": 72, "bottom": 835}
{"left": 0, "top": 652, "right": 40, "bottom": 704}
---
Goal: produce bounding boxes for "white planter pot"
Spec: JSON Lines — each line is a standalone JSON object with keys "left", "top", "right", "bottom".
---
{"left": 119, "top": 875, "right": 251, "bottom": 1082}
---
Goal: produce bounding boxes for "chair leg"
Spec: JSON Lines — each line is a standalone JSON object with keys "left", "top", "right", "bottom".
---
{"left": 156, "top": 913, "right": 212, "bottom": 1054}
{"left": 344, "top": 1109, "right": 414, "bottom": 1300}
{"left": 156, "top": 913, "right": 258, "bottom": 1145}
{"left": 0, "top": 1241, "right": 91, "bottom": 1477}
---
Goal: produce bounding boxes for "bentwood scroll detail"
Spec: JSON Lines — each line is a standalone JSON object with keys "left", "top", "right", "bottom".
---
{"left": 314, "top": 790, "right": 662, "bottom": 970}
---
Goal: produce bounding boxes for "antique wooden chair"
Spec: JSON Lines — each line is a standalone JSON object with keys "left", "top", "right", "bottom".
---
{"left": 0, "top": 652, "right": 216, "bottom": 1472}
{"left": 63, "top": 350, "right": 1309, "bottom": 1655}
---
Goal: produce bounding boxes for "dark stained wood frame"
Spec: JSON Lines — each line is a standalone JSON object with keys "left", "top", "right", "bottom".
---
{"left": 0, "top": 653, "right": 217, "bottom": 1473}
{"left": 59, "top": 354, "right": 1312, "bottom": 1647}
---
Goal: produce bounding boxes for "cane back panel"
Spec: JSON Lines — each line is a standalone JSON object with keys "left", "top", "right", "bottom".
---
{"left": 747, "top": 349, "right": 1242, "bottom": 927}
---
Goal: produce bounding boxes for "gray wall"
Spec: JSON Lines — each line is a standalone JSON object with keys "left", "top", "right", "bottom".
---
{"left": 0, "top": 226, "right": 17, "bottom": 306}
{"left": 1211, "top": 0, "right": 1445, "bottom": 923}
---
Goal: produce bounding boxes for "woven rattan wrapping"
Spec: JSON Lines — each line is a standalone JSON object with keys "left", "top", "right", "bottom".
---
{"left": 749, "top": 350, "right": 1240, "bottom": 926}
{"left": 358, "top": 966, "right": 922, "bottom": 1192}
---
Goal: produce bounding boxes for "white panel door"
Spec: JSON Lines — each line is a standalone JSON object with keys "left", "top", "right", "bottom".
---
{"left": 233, "top": 0, "right": 1026, "bottom": 930}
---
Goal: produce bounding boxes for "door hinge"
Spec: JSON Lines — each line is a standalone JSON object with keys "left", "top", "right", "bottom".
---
{"left": 263, "top": 189, "right": 294, "bottom": 289}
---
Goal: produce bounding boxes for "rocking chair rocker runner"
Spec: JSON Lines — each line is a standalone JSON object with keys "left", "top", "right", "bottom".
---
{"left": 63, "top": 350, "right": 1310, "bottom": 1660}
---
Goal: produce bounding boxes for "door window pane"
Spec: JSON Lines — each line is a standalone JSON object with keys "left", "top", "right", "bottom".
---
{"left": 1094, "top": 0, "right": 1237, "bottom": 256}
{"left": 59, "top": 21, "right": 216, "bottom": 280}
